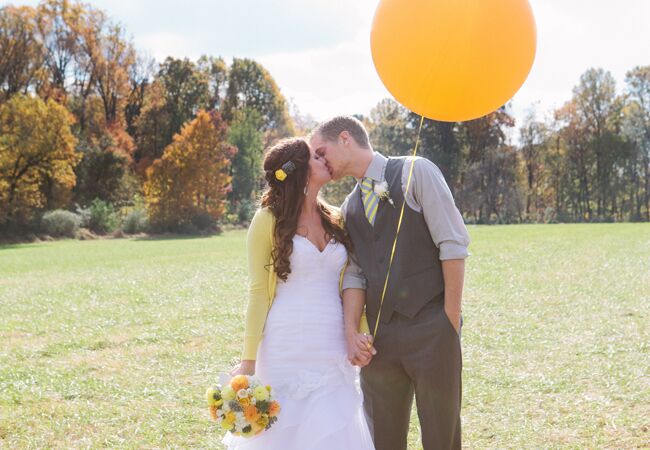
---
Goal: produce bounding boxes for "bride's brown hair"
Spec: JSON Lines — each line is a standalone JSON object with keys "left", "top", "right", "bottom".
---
{"left": 260, "top": 137, "right": 352, "bottom": 281}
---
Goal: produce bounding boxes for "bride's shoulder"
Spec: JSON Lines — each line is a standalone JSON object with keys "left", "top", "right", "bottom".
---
{"left": 249, "top": 207, "right": 275, "bottom": 229}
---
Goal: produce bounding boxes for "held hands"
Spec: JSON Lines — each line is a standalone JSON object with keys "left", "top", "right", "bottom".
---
{"left": 346, "top": 332, "right": 377, "bottom": 367}
{"left": 230, "top": 359, "right": 256, "bottom": 376}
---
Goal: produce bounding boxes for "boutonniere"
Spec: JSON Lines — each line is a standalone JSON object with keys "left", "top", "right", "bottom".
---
{"left": 373, "top": 180, "right": 395, "bottom": 207}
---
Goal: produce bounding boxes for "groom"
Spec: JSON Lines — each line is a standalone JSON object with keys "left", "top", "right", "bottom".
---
{"left": 310, "top": 116, "right": 470, "bottom": 450}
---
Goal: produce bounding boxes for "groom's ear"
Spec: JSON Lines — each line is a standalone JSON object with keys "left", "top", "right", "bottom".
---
{"left": 339, "top": 130, "right": 351, "bottom": 146}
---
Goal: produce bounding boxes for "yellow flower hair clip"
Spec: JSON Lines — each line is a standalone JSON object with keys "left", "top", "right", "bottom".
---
{"left": 275, "top": 161, "right": 296, "bottom": 182}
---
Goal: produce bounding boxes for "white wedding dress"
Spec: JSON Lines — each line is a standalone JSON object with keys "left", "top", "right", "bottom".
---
{"left": 223, "top": 234, "right": 375, "bottom": 450}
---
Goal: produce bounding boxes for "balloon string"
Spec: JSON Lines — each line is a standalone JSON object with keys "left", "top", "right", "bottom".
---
{"left": 371, "top": 115, "right": 425, "bottom": 340}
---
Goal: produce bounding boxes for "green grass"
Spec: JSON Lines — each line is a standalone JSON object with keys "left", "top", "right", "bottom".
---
{"left": 1, "top": 224, "right": 648, "bottom": 449}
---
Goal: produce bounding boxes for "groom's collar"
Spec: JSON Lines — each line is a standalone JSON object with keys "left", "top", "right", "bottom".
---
{"left": 356, "top": 151, "right": 388, "bottom": 185}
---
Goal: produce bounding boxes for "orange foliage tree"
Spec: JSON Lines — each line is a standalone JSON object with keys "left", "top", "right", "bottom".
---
{"left": 143, "top": 110, "right": 235, "bottom": 231}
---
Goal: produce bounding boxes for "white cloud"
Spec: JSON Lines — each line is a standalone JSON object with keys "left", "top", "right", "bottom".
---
{"left": 510, "top": 0, "right": 650, "bottom": 127}
{"left": 259, "top": 32, "right": 390, "bottom": 121}
{"left": 263, "top": 0, "right": 650, "bottom": 133}
{"left": 137, "top": 32, "right": 201, "bottom": 62}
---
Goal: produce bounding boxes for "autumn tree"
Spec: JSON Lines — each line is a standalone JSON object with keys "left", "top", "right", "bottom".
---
{"left": 519, "top": 110, "right": 549, "bottom": 220}
{"left": 144, "top": 110, "right": 235, "bottom": 231}
{"left": 33, "top": 0, "right": 84, "bottom": 102}
{"left": 0, "top": 5, "right": 43, "bottom": 102}
{"left": 0, "top": 94, "right": 78, "bottom": 228}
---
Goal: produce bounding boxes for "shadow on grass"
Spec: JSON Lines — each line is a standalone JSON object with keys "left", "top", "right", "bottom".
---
{"left": 0, "top": 233, "right": 218, "bottom": 249}
{"left": 132, "top": 232, "right": 220, "bottom": 241}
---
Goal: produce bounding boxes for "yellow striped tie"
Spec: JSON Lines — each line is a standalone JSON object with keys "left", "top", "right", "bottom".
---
{"left": 360, "top": 177, "right": 379, "bottom": 226}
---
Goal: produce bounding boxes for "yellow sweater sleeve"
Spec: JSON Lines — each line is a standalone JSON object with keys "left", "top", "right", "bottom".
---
{"left": 242, "top": 208, "right": 274, "bottom": 360}
{"left": 359, "top": 311, "right": 370, "bottom": 335}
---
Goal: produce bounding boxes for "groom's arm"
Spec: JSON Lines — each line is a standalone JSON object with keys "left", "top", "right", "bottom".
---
{"left": 405, "top": 157, "right": 470, "bottom": 332}
{"left": 441, "top": 259, "right": 465, "bottom": 332}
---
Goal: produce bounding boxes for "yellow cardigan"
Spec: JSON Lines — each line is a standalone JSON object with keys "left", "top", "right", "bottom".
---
{"left": 242, "top": 207, "right": 370, "bottom": 360}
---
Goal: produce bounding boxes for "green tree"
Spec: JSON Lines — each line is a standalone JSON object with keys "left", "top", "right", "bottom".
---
{"left": 623, "top": 65, "right": 650, "bottom": 220}
{"left": 197, "top": 55, "right": 228, "bottom": 110}
{"left": 368, "top": 98, "right": 414, "bottom": 157}
{"left": 223, "top": 58, "right": 294, "bottom": 140}
{"left": 158, "top": 57, "right": 211, "bottom": 142}
{"left": 228, "top": 108, "right": 264, "bottom": 203}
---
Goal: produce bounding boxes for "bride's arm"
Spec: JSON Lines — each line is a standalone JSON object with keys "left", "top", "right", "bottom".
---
{"left": 342, "top": 287, "right": 376, "bottom": 367}
{"left": 232, "top": 208, "right": 274, "bottom": 376}
{"left": 342, "top": 252, "right": 376, "bottom": 366}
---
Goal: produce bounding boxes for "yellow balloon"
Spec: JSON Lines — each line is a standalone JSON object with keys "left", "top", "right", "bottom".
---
{"left": 371, "top": 0, "right": 537, "bottom": 122}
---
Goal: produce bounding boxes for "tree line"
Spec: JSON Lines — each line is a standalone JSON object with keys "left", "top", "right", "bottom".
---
{"left": 1, "top": 0, "right": 648, "bottom": 240}
{"left": 335, "top": 66, "right": 649, "bottom": 224}
{"left": 0, "top": 0, "right": 294, "bottom": 236}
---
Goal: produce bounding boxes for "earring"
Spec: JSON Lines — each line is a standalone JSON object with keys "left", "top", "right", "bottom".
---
{"left": 304, "top": 185, "right": 309, "bottom": 196}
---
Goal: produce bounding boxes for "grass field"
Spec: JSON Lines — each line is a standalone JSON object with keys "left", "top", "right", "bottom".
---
{"left": 1, "top": 224, "right": 648, "bottom": 449}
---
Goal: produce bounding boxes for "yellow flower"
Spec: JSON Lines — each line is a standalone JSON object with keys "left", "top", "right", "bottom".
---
{"left": 221, "top": 385, "right": 235, "bottom": 401}
{"left": 257, "top": 416, "right": 269, "bottom": 429}
{"left": 253, "top": 385, "right": 269, "bottom": 401}
{"left": 221, "top": 419, "right": 234, "bottom": 431}
{"left": 225, "top": 411, "right": 236, "bottom": 423}
{"left": 275, "top": 169, "right": 287, "bottom": 181}
{"left": 239, "top": 397, "right": 251, "bottom": 407}
{"left": 206, "top": 387, "right": 222, "bottom": 406}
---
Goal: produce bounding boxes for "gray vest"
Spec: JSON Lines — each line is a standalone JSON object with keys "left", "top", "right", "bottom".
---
{"left": 345, "top": 157, "right": 445, "bottom": 326}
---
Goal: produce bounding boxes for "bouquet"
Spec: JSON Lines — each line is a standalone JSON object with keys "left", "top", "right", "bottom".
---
{"left": 206, "top": 374, "right": 281, "bottom": 437}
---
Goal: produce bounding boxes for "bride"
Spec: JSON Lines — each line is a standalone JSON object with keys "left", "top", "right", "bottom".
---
{"left": 225, "top": 137, "right": 376, "bottom": 449}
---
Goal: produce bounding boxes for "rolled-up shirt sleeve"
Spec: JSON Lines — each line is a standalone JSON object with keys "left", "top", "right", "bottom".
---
{"left": 339, "top": 195, "right": 368, "bottom": 290}
{"left": 342, "top": 250, "right": 367, "bottom": 290}
{"left": 404, "top": 157, "right": 471, "bottom": 260}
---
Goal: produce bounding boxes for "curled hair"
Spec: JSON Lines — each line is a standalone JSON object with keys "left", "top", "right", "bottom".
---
{"left": 260, "top": 137, "right": 352, "bottom": 281}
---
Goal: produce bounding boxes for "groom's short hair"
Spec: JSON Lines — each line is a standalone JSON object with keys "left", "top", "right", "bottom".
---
{"left": 312, "top": 116, "right": 370, "bottom": 149}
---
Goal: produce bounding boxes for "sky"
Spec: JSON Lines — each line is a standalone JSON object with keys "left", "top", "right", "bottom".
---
{"left": 5, "top": 0, "right": 650, "bottom": 135}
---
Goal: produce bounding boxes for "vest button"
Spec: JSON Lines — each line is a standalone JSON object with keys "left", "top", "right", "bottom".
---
{"left": 374, "top": 234, "right": 380, "bottom": 242}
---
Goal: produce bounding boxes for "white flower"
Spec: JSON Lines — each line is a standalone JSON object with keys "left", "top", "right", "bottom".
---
{"left": 235, "top": 411, "right": 248, "bottom": 429}
{"left": 373, "top": 180, "right": 395, "bottom": 207}
{"left": 237, "top": 388, "right": 248, "bottom": 399}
